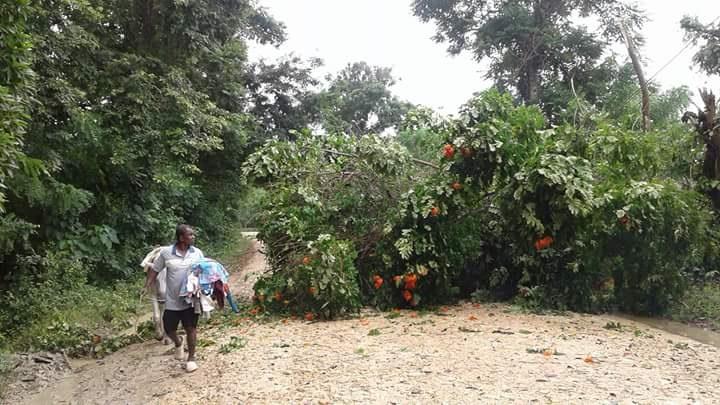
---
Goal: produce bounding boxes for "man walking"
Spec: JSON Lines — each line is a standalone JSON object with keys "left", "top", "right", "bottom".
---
{"left": 145, "top": 224, "right": 204, "bottom": 372}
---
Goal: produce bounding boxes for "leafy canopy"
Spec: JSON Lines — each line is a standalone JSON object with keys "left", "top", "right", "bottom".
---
{"left": 682, "top": 16, "right": 720, "bottom": 76}
{"left": 412, "top": 0, "right": 645, "bottom": 104}
{"left": 315, "top": 62, "right": 413, "bottom": 135}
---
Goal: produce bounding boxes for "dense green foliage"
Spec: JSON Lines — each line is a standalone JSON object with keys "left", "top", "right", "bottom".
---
{"left": 0, "top": 0, "right": 303, "bottom": 350}
{"left": 245, "top": 90, "right": 714, "bottom": 318}
{"left": 0, "top": 0, "right": 35, "bottom": 210}
{"left": 243, "top": 129, "right": 416, "bottom": 316}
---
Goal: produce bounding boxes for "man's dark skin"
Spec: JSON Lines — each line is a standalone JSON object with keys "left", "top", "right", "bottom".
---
{"left": 144, "top": 227, "right": 198, "bottom": 362}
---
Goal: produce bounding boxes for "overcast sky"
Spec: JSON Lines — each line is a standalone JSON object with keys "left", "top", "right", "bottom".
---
{"left": 250, "top": 0, "right": 720, "bottom": 113}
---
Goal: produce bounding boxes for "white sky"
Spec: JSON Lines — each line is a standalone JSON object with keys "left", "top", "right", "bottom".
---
{"left": 250, "top": 0, "right": 720, "bottom": 113}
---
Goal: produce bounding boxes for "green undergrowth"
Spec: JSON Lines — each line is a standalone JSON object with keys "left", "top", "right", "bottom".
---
{"left": 669, "top": 282, "right": 720, "bottom": 331}
{"left": 3, "top": 279, "right": 147, "bottom": 357}
{"left": 0, "top": 229, "right": 253, "bottom": 358}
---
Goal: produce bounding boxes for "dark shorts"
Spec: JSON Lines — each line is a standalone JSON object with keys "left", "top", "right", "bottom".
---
{"left": 163, "top": 307, "right": 199, "bottom": 332}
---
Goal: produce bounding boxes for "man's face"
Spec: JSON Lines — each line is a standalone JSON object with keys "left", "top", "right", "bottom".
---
{"left": 180, "top": 228, "right": 196, "bottom": 246}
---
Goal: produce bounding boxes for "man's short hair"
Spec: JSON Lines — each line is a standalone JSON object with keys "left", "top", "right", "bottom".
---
{"left": 175, "top": 224, "right": 192, "bottom": 241}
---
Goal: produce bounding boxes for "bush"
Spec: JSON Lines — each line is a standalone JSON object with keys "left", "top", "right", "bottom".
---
{"left": 245, "top": 90, "right": 718, "bottom": 318}
{"left": 580, "top": 181, "right": 712, "bottom": 314}
{"left": 254, "top": 234, "right": 361, "bottom": 318}
{"left": 0, "top": 250, "right": 145, "bottom": 353}
{"left": 244, "top": 130, "right": 418, "bottom": 314}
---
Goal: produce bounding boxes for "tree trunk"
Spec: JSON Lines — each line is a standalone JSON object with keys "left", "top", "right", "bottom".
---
{"left": 518, "top": 64, "right": 541, "bottom": 104}
{"left": 518, "top": 0, "right": 545, "bottom": 104}
{"left": 698, "top": 90, "right": 720, "bottom": 208}
{"left": 525, "top": 59, "right": 542, "bottom": 104}
{"left": 142, "top": 0, "right": 155, "bottom": 44}
{"left": 620, "top": 23, "right": 650, "bottom": 131}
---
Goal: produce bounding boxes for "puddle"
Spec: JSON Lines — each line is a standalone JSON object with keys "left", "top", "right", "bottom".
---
{"left": 614, "top": 314, "right": 720, "bottom": 348}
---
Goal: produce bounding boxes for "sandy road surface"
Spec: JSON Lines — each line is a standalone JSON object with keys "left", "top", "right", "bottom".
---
{"left": 7, "top": 238, "right": 720, "bottom": 404}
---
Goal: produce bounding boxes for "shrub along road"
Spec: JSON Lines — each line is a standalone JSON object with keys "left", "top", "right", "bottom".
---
{"left": 8, "top": 239, "right": 720, "bottom": 404}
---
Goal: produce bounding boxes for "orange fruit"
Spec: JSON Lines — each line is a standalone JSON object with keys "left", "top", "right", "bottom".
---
{"left": 402, "top": 290, "right": 413, "bottom": 302}
{"left": 373, "top": 275, "right": 384, "bottom": 289}
{"left": 443, "top": 144, "right": 455, "bottom": 159}
{"left": 403, "top": 274, "right": 418, "bottom": 290}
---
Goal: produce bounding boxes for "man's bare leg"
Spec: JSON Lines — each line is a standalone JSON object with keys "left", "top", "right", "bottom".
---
{"left": 166, "top": 328, "right": 181, "bottom": 348}
{"left": 184, "top": 325, "right": 197, "bottom": 361}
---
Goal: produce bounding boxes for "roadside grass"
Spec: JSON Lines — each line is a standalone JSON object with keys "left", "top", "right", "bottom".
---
{"left": 669, "top": 282, "right": 720, "bottom": 331}
{"left": 2, "top": 227, "right": 253, "bottom": 358}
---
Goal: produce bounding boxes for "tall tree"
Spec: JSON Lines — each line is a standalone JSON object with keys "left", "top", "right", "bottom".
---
{"left": 681, "top": 17, "right": 720, "bottom": 208}
{"left": 683, "top": 91, "right": 720, "bottom": 208}
{"left": 243, "top": 56, "right": 322, "bottom": 141}
{"left": 1, "top": 0, "right": 288, "bottom": 284}
{"left": 412, "top": 0, "right": 645, "bottom": 104}
{"left": 316, "top": 62, "right": 413, "bottom": 135}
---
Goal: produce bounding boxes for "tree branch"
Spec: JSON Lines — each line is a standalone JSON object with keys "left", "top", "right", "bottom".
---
{"left": 321, "top": 149, "right": 440, "bottom": 170}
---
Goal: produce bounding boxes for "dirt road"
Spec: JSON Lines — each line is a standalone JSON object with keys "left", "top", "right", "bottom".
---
{"left": 7, "top": 239, "right": 720, "bottom": 404}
